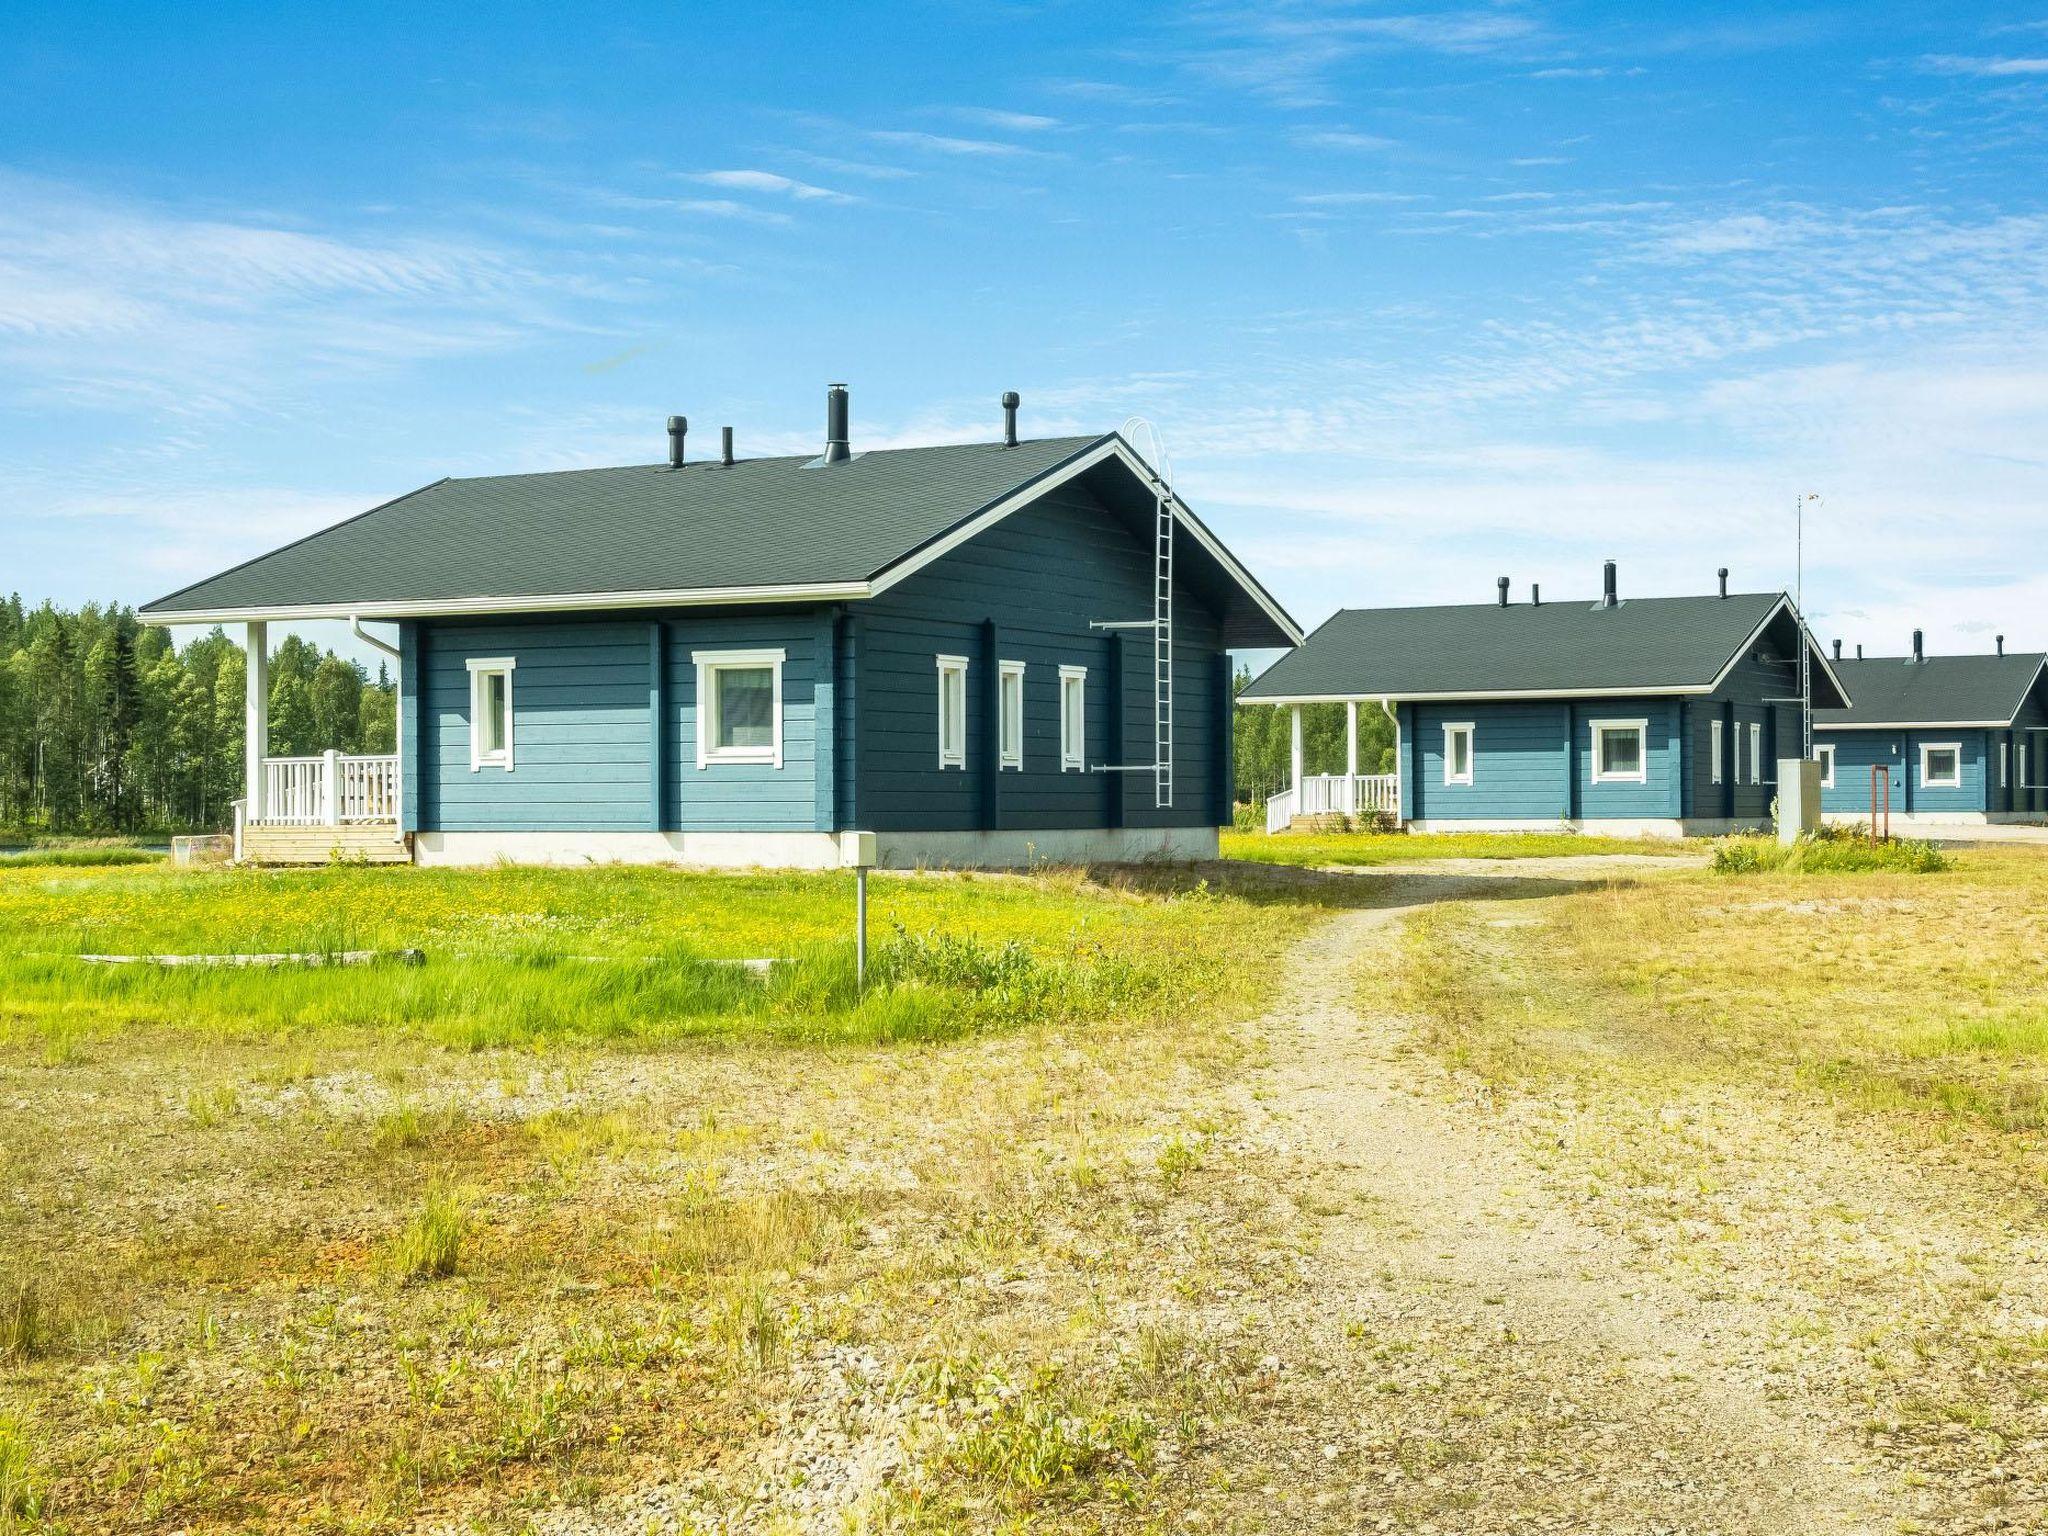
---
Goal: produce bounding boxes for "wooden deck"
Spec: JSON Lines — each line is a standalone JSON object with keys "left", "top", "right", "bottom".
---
{"left": 240, "top": 824, "right": 413, "bottom": 865}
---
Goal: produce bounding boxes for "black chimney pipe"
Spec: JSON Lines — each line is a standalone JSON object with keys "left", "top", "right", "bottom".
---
{"left": 1601, "top": 559, "right": 1617, "bottom": 608}
{"left": 1497, "top": 576, "right": 1510, "bottom": 607}
{"left": 1857, "top": 644, "right": 1864, "bottom": 659}
{"left": 1531, "top": 583, "right": 1541, "bottom": 606}
{"left": 1833, "top": 639, "right": 1842, "bottom": 660}
{"left": 824, "top": 384, "right": 850, "bottom": 464}
{"left": 1001, "top": 390, "right": 1020, "bottom": 447}
{"left": 1912, "top": 629, "right": 1924, "bottom": 664}
{"left": 720, "top": 426, "right": 734, "bottom": 467}
{"left": 1997, "top": 634, "right": 2006, "bottom": 656}
{"left": 1717, "top": 567, "right": 1729, "bottom": 599}
{"left": 667, "top": 415, "right": 687, "bottom": 469}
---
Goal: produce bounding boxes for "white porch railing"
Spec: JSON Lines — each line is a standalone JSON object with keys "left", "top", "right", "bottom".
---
{"left": 1265, "top": 773, "right": 1400, "bottom": 833}
{"left": 259, "top": 752, "right": 399, "bottom": 826}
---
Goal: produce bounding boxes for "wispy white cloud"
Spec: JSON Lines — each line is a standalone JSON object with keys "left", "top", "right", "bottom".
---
{"left": 868, "top": 128, "right": 1043, "bottom": 157}
{"left": 1290, "top": 127, "right": 1398, "bottom": 151}
{"left": 1171, "top": 4, "right": 1546, "bottom": 107}
{"left": 1292, "top": 190, "right": 1423, "bottom": 205}
{"left": 1919, "top": 54, "right": 2048, "bottom": 77}
{"left": 685, "top": 169, "right": 858, "bottom": 203}
{"left": 942, "top": 107, "right": 1064, "bottom": 132}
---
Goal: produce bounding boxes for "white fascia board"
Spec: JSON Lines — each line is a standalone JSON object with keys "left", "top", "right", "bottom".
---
{"left": 1248, "top": 684, "right": 1709, "bottom": 705}
{"left": 1706, "top": 594, "right": 1852, "bottom": 704}
{"left": 1813, "top": 720, "right": 2012, "bottom": 731}
{"left": 138, "top": 580, "right": 873, "bottom": 626}
{"left": 865, "top": 436, "right": 1307, "bottom": 646}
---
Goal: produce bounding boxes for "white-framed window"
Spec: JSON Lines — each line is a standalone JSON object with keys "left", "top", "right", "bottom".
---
{"left": 2000, "top": 740, "right": 2009, "bottom": 789}
{"left": 1442, "top": 722, "right": 1474, "bottom": 786}
{"left": 1058, "top": 665, "right": 1087, "bottom": 772}
{"left": 1590, "top": 719, "right": 1648, "bottom": 784}
{"left": 1750, "top": 723, "right": 1763, "bottom": 784}
{"left": 1920, "top": 741, "right": 1962, "bottom": 789}
{"left": 2021, "top": 743, "right": 2030, "bottom": 793}
{"left": 999, "top": 660, "right": 1025, "bottom": 770}
{"left": 693, "top": 648, "right": 785, "bottom": 769}
{"left": 936, "top": 654, "right": 969, "bottom": 769}
{"left": 1710, "top": 718, "right": 1723, "bottom": 785}
{"left": 466, "top": 657, "right": 515, "bottom": 772}
{"left": 1815, "top": 743, "right": 1836, "bottom": 788}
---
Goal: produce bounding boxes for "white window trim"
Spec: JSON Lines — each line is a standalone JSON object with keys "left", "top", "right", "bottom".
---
{"left": 1059, "top": 664, "right": 1087, "bottom": 772}
{"left": 937, "top": 654, "right": 969, "bottom": 770}
{"left": 2000, "top": 740, "right": 2009, "bottom": 789}
{"left": 465, "top": 656, "right": 516, "bottom": 773}
{"left": 1750, "top": 722, "right": 1763, "bottom": 785}
{"left": 1710, "top": 718, "right": 1723, "bottom": 785}
{"left": 1590, "top": 719, "right": 1649, "bottom": 785}
{"left": 692, "top": 648, "right": 785, "bottom": 770}
{"left": 999, "top": 660, "right": 1026, "bottom": 771}
{"left": 1919, "top": 740, "right": 1962, "bottom": 790}
{"left": 1815, "top": 743, "right": 1836, "bottom": 789}
{"left": 1442, "top": 722, "right": 1474, "bottom": 786}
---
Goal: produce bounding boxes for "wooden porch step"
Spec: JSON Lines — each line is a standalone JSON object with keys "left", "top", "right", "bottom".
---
{"left": 243, "top": 825, "right": 412, "bottom": 866}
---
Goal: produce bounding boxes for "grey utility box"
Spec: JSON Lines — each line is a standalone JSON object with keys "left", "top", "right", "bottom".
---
{"left": 1776, "top": 757, "right": 1824, "bottom": 845}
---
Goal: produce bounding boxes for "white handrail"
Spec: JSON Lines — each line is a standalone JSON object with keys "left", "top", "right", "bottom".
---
{"left": 258, "top": 753, "right": 399, "bottom": 825}
{"left": 1267, "top": 774, "right": 1399, "bottom": 833}
{"left": 1265, "top": 788, "right": 1296, "bottom": 834}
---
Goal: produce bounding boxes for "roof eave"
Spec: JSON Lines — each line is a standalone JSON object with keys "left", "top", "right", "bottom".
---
{"left": 137, "top": 580, "right": 875, "bottom": 626}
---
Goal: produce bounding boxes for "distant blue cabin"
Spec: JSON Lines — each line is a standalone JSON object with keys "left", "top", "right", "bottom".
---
{"left": 1812, "top": 640, "right": 2048, "bottom": 827}
{"left": 1241, "top": 566, "right": 1848, "bottom": 837}
{"left": 140, "top": 392, "right": 1299, "bottom": 868}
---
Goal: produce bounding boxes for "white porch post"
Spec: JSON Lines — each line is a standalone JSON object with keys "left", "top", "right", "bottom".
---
{"left": 244, "top": 621, "right": 268, "bottom": 824}
{"left": 1289, "top": 704, "right": 1303, "bottom": 798}
{"left": 1345, "top": 700, "right": 1359, "bottom": 777}
{"left": 322, "top": 748, "right": 342, "bottom": 826}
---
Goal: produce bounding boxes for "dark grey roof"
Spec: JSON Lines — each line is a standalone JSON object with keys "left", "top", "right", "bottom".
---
{"left": 1814, "top": 653, "right": 2048, "bottom": 727}
{"left": 1242, "top": 592, "right": 1849, "bottom": 705}
{"left": 139, "top": 435, "right": 1299, "bottom": 647}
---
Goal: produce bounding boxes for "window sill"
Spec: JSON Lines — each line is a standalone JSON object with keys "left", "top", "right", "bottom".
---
{"left": 699, "top": 751, "right": 779, "bottom": 769}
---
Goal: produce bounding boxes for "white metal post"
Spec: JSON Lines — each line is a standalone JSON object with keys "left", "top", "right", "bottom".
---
{"left": 322, "top": 749, "right": 342, "bottom": 825}
{"left": 1290, "top": 705, "right": 1304, "bottom": 799}
{"left": 244, "top": 621, "right": 268, "bottom": 825}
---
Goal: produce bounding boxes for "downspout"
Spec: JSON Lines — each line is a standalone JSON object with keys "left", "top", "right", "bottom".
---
{"left": 350, "top": 615, "right": 404, "bottom": 840}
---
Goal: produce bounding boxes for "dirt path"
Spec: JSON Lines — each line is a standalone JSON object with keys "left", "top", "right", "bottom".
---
{"left": 1209, "top": 872, "right": 1893, "bottom": 1534}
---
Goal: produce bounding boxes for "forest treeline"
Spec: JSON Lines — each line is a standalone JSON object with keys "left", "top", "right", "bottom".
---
{"left": 0, "top": 598, "right": 394, "bottom": 835}
{"left": 1232, "top": 666, "right": 1395, "bottom": 804}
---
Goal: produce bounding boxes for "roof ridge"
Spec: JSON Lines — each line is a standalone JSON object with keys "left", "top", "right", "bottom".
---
{"left": 441, "top": 434, "right": 1104, "bottom": 486}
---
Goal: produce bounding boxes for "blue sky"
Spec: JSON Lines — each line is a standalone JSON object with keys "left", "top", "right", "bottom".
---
{"left": 4, "top": 1, "right": 2046, "bottom": 666}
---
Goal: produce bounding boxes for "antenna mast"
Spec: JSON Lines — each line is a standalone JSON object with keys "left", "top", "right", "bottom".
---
{"left": 1089, "top": 418, "right": 1176, "bottom": 809}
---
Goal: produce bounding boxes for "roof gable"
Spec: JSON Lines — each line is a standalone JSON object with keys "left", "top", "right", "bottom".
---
{"left": 1242, "top": 591, "right": 1846, "bottom": 704}
{"left": 1814, "top": 652, "right": 2048, "bottom": 728}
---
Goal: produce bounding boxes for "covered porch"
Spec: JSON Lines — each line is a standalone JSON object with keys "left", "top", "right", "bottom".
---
{"left": 235, "top": 619, "right": 412, "bottom": 864}
{"left": 1262, "top": 699, "right": 1404, "bottom": 834}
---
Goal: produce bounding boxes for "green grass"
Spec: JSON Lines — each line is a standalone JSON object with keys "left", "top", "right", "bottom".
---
{"left": 1710, "top": 829, "right": 1951, "bottom": 874}
{"left": 0, "top": 862, "right": 1310, "bottom": 1048}
{"left": 0, "top": 847, "right": 163, "bottom": 869}
{"left": 1222, "top": 827, "right": 1702, "bottom": 866}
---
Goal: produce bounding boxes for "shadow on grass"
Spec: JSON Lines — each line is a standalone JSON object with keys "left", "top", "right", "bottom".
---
{"left": 1082, "top": 859, "right": 1652, "bottom": 913}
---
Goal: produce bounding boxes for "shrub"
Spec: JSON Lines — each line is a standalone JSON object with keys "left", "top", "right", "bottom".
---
{"left": 1711, "top": 828, "right": 1951, "bottom": 875}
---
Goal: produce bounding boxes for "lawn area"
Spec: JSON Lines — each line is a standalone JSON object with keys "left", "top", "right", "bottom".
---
{"left": 0, "top": 859, "right": 1340, "bottom": 1533}
{"left": 1222, "top": 826, "right": 1703, "bottom": 866}
{"left": 1365, "top": 844, "right": 2048, "bottom": 1512}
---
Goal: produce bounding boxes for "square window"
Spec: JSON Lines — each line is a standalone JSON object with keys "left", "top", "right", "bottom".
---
{"left": 1059, "top": 666, "right": 1086, "bottom": 772}
{"left": 937, "top": 655, "right": 969, "bottom": 769}
{"left": 466, "top": 657, "right": 515, "bottom": 772}
{"left": 999, "top": 661, "right": 1025, "bottom": 770}
{"left": 1591, "top": 721, "right": 1647, "bottom": 783}
{"left": 694, "top": 649, "right": 785, "bottom": 768}
{"left": 1920, "top": 743, "right": 1961, "bottom": 789}
{"left": 1442, "top": 723, "right": 1473, "bottom": 786}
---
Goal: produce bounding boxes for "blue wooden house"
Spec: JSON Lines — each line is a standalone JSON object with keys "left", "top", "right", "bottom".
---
{"left": 139, "top": 388, "right": 1299, "bottom": 868}
{"left": 1811, "top": 634, "right": 2048, "bottom": 828}
{"left": 1241, "top": 564, "right": 1848, "bottom": 837}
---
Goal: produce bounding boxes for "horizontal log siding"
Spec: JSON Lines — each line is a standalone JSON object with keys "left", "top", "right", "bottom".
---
{"left": 854, "top": 485, "right": 1227, "bottom": 833}
{"left": 663, "top": 611, "right": 824, "bottom": 833}
{"left": 421, "top": 619, "right": 658, "bottom": 832}
{"left": 1693, "top": 630, "right": 1798, "bottom": 823}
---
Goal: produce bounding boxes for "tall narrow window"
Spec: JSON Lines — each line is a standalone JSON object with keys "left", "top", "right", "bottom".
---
{"left": 937, "top": 654, "right": 969, "bottom": 769}
{"left": 693, "top": 648, "right": 785, "bottom": 768}
{"left": 1442, "top": 722, "right": 1474, "bottom": 786}
{"left": 1815, "top": 743, "right": 1836, "bottom": 788}
{"left": 2001, "top": 740, "right": 2009, "bottom": 789}
{"left": 466, "top": 657, "right": 515, "bottom": 772}
{"left": 1710, "top": 718, "right": 1724, "bottom": 785}
{"left": 1591, "top": 720, "right": 1647, "bottom": 784}
{"left": 999, "top": 660, "right": 1025, "bottom": 770}
{"left": 1059, "top": 665, "right": 1087, "bottom": 772}
{"left": 1749, "top": 723, "right": 1763, "bottom": 784}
